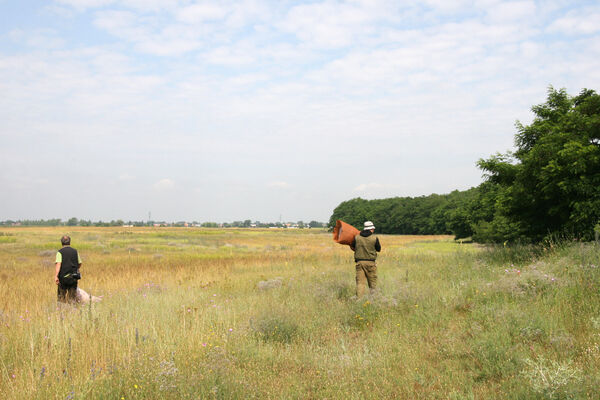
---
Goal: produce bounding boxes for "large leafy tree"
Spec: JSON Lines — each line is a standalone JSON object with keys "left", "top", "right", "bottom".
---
{"left": 477, "top": 87, "right": 600, "bottom": 242}
{"left": 328, "top": 192, "right": 473, "bottom": 235}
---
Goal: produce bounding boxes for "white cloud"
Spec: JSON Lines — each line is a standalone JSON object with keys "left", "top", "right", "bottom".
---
{"left": 548, "top": 11, "right": 600, "bottom": 35}
{"left": 176, "top": 4, "right": 229, "bottom": 23}
{"left": 93, "top": 10, "right": 207, "bottom": 56}
{"left": 56, "top": 0, "right": 182, "bottom": 12}
{"left": 118, "top": 174, "right": 135, "bottom": 181}
{"left": 267, "top": 181, "right": 290, "bottom": 189}
{"left": 354, "top": 183, "right": 401, "bottom": 192}
{"left": 8, "top": 29, "right": 65, "bottom": 49}
{"left": 422, "top": 0, "right": 474, "bottom": 13}
{"left": 486, "top": 1, "right": 536, "bottom": 22}
{"left": 2, "top": 0, "right": 600, "bottom": 221}
{"left": 56, "top": 0, "right": 114, "bottom": 9}
{"left": 153, "top": 179, "right": 175, "bottom": 190}
{"left": 280, "top": 1, "right": 390, "bottom": 49}
{"left": 204, "top": 45, "right": 256, "bottom": 66}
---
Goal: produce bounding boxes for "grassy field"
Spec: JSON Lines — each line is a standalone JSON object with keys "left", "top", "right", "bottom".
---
{"left": 0, "top": 227, "right": 599, "bottom": 399}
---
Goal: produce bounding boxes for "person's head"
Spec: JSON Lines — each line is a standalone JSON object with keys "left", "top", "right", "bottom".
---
{"left": 61, "top": 235, "right": 71, "bottom": 246}
{"left": 363, "top": 221, "right": 375, "bottom": 232}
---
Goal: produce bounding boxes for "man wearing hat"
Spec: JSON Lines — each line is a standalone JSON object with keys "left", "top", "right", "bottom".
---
{"left": 351, "top": 221, "right": 381, "bottom": 297}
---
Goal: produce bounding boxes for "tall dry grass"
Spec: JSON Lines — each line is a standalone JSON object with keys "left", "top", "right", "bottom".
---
{"left": 0, "top": 227, "right": 598, "bottom": 399}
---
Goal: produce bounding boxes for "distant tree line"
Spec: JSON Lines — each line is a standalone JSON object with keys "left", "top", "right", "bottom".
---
{"left": 0, "top": 218, "right": 141, "bottom": 227}
{"left": 328, "top": 189, "right": 478, "bottom": 236}
{"left": 0, "top": 218, "right": 326, "bottom": 229}
{"left": 330, "top": 87, "right": 600, "bottom": 243}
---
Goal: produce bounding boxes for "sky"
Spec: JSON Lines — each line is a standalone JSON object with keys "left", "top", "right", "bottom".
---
{"left": 1, "top": 0, "right": 599, "bottom": 223}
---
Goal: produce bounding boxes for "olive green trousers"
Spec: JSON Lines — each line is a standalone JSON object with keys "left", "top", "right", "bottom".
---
{"left": 355, "top": 261, "right": 377, "bottom": 297}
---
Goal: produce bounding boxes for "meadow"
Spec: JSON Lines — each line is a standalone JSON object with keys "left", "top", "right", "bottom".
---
{"left": 0, "top": 227, "right": 599, "bottom": 399}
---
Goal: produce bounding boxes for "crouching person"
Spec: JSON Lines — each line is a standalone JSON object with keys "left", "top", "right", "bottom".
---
{"left": 54, "top": 235, "right": 82, "bottom": 303}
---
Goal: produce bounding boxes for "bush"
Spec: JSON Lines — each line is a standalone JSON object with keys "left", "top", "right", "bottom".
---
{"left": 471, "top": 330, "right": 519, "bottom": 381}
{"left": 521, "top": 357, "right": 583, "bottom": 399}
{"left": 253, "top": 314, "right": 300, "bottom": 344}
{"left": 345, "top": 299, "right": 382, "bottom": 330}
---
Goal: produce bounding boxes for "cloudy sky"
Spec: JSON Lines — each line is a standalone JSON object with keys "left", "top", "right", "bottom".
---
{"left": 1, "top": 0, "right": 599, "bottom": 223}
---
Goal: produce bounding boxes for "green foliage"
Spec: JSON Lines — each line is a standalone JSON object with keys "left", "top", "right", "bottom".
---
{"left": 345, "top": 299, "right": 382, "bottom": 330}
{"left": 0, "top": 235, "right": 17, "bottom": 243}
{"left": 329, "top": 86, "right": 600, "bottom": 243}
{"left": 471, "top": 329, "right": 519, "bottom": 381}
{"left": 478, "top": 243, "right": 545, "bottom": 266}
{"left": 521, "top": 357, "right": 583, "bottom": 399}
{"left": 66, "top": 217, "right": 78, "bottom": 226}
{"left": 328, "top": 188, "right": 478, "bottom": 237}
{"left": 308, "top": 220, "right": 324, "bottom": 228}
{"left": 0, "top": 218, "right": 62, "bottom": 226}
{"left": 253, "top": 313, "right": 300, "bottom": 344}
{"left": 477, "top": 87, "right": 600, "bottom": 242}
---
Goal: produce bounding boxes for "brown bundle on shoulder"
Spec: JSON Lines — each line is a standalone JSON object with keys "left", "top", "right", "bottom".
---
{"left": 332, "top": 220, "right": 360, "bottom": 245}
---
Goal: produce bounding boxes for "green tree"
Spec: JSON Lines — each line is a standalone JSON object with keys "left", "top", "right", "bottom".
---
{"left": 477, "top": 87, "right": 600, "bottom": 242}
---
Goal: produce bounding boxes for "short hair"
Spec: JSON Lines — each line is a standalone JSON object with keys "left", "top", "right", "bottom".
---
{"left": 61, "top": 235, "right": 71, "bottom": 245}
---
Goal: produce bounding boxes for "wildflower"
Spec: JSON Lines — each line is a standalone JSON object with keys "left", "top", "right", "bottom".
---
{"left": 134, "top": 384, "right": 138, "bottom": 389}
{"left": 228, "top": 328, "right": 233, "bottom": 332}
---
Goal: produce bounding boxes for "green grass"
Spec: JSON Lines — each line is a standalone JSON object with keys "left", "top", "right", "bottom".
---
{"left": 0, "top": 227, "right": 599, "bottom": 399}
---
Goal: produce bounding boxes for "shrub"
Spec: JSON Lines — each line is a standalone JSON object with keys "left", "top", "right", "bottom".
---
{"left": 345, "top": 299, "right": 382, "bottom": 330}
{"left": 256, "top": 277, "right": 283, "bottom": 290}
{"left": 253, "top": 314, "right": 300, "bottom": 344}
{"left": 521, "top": 357, "right": 583, "bottom": 399}
{"left": 478, "top": 243, "right": 544, "bottom": 266}
{"left": 471, "top": 331, "right": 519, "bottom": 381}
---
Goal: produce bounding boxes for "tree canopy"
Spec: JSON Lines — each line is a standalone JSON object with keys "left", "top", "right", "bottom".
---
{"left": 329, "top": 87, "right": 600, "bottom": 243}
{"left": 475, "top": 87, "right": 600, "bottom": 242}
{"left": 328, "top": 189, "right": 478, "bottom": 236}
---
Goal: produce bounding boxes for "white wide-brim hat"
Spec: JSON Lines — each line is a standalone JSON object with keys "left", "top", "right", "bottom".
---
{"left": 363, "top": 221, "right": 375, "bottom": 230}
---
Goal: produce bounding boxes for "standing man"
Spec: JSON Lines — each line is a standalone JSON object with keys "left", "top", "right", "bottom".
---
{"left": 55, "top": 235, "right": 82, "bottom": 303}
{"left": 351, "top": 221, "right": 381, "bottom": 297}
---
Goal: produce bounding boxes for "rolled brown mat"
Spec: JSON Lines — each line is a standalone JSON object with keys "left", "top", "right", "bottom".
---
{"left": 332, "top": 220, "right": 360, "bottom": 245}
